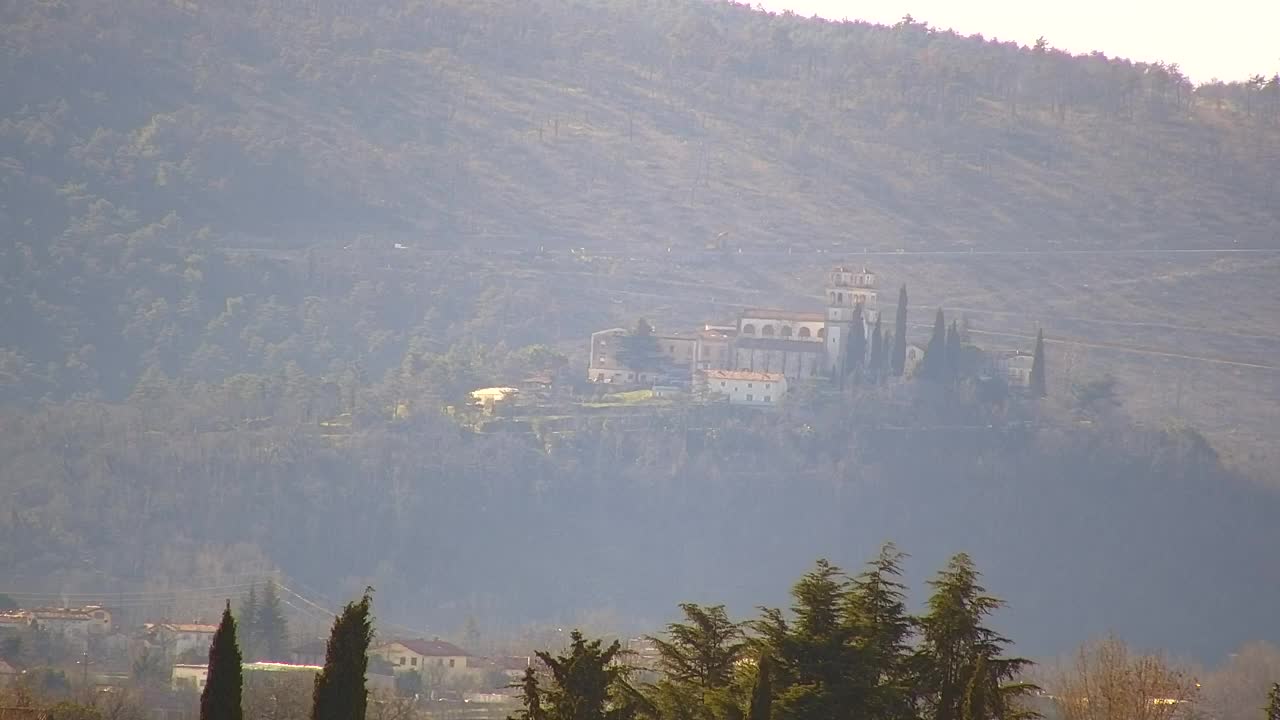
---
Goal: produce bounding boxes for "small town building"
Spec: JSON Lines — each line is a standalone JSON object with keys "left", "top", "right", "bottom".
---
{"left": 28, "top": 606, "right": 112, "bottom": 651}
{"left": 1002, "top": 352, "right": 1035, "bottom": 388}
{"left": 372, "top": 638, "right": 473, "bottom": 675}
{"left": 699, "top": 370, "right": 788, "bottom": 406}
{"left": 148, "top": 622, "right": 218, "bottom": 659}
{"left": 904, "top": 343, "right": 926, "bottom": 378}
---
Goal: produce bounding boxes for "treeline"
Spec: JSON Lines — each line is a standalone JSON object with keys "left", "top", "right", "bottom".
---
{"left": 4, "top": 372, "right": 1280, "bottom": 661}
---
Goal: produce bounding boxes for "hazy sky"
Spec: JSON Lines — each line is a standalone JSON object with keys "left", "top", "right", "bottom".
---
{"left": 757, "top": 0, "right": 1279, "bottom": 83}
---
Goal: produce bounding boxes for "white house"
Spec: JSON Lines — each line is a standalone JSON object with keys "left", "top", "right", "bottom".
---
{"left": 150, "top": 623, "right": 218, "bottom": 659}
{"left": 1003, "top": 353, "right": 1035, "bottom": 388}
{"left": 28, "top": 606, "right": 112, "bottom": 651}
{"left": 903, "top": 343, "right": 926, "bottom": 378}
{"left": 372, "top": 639, "right": 473, "bottom": 677}
{"left": 699, "top": 370, "right": 787, "bottom": 405}
{"left": 172, "top": 663, "right": 209, "bottom": 692}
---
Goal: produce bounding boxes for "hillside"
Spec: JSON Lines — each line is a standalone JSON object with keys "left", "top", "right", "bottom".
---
{"left": 3, "top": 0, "right": 1280, "bottom": 666}
{"left": 3, "top": 0, "right": 1279, "bottom": 254}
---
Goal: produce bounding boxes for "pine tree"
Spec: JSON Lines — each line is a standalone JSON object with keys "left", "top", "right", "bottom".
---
{"left": 239, "top": 587, "right": 259, "bottom": 661}
{"left": 868, "top": 317, "right": 884, "bottom": 384}
{"left": 649, "top": 604, "right": 745, "bottom": 691}
{"left": 1029, "top": 329, "right": 1047, "bottom": 398}
{"left": 845, "top": 544, "right": 916, "bottom": 720}
{"left": 312, "top": 588, "right": 374, "bottom": 720}
{"left": 535, "top": 630, "right": 637, "bottom": 720}
{"left": 1267, "top": 683, "right": 1280, "bottom": 720}
{"left": 511, "top": 667, "right": 545, "bottom": 720}
{"left": 892, "top": 285, "right": 908, "bottom": 377}
{"left": 917, "top": 555, "right": 1034, "bottom": 720}
{"left": 747, "top": 654, "right": 773, "bottom": 720}
{"left": 257, "top": 580, "right": 289, "bottom": 661}
{"left": 201, "top": 601, "right": 243, "bottom": 720}
{"left": 920, "top": 309, "right": 947, "bottom": 381}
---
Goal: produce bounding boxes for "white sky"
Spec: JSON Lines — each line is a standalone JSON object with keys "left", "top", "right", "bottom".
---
{"left": 756, "top": 0, "right": 1280, "bottom": 83}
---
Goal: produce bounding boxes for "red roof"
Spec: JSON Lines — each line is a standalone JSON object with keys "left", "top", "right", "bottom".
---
{"left": 389, "top": 639, "right": 471, "bottom": 657}
{"left": 701, "top": 370, "right": 786, "bottom": 382}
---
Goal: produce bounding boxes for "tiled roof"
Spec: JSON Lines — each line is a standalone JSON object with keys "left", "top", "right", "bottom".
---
{"left": 164, "top": 623, "right": 218, "bottom": 634}
{"left": 740, "top": 308, "right": 825, "bottom": 322}
{"left": 388, "top": 638, "right": 471, "bottom": 657}
{"left": 701, "top": 370, "right": 786, "bottom": 382}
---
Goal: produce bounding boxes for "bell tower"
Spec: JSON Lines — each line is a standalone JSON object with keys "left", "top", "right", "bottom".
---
{"left": 824, "top": 266, "right": 879, "bottom": 375}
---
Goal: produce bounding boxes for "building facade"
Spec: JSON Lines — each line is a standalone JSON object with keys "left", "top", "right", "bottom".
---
{"left": 588, "top": 266, "right": 881, "bottom": 390}
{"left": 699, "top": 370, "right": 788, "bottom": 405}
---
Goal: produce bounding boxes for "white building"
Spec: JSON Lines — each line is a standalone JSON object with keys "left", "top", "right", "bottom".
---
{"left": 700, "top": 370, "right": 788, "bottom": 405}
{"left": 28, "top": 606, "right": 112, "bottom": 651}
{"left": 149, "top": 622, "right": 218, "bottom": 659}
{"left": 1002, "top": 353, "right": 1035, "bottom": 388}
{"left": 372, "top": 639, "right": 477, "bottom": 680}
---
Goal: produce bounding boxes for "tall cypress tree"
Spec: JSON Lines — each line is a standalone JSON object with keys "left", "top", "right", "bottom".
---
{"left": 844, "top": 306, "right": 866, "bottom": 384}
{"left": 1267, "top": 683, "right": 1280, "bottom": 720}
{"left": 920, "top": 309, "right": 947, "bottom": 382}
{"left": 746, "top": 654, "right": 773, "bottom": 720}
{"left": 1029, "top": 329, "right": 1047, "bottom": 398}
{"left": 312, "top": 588, "right": 374, "bottom": 720}
{"left": 868, "top": 317, "right": 884, "bottom": 384}
{"left": 892, "top": 285, "right": 908, "bottom": 377}
{"left": 946, "top": 321, "right": 962, "bottom": 381}
{"left": 201, "top": 601, "right": 243, "bottom": 720}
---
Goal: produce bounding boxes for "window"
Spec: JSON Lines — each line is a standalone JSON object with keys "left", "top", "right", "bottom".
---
{"left": 764, "top": 396, "right": 771, "bottom": 402}
{"left": 817, "top": 328, "right": 826, "bottom": 338}
{"left": 762, "top": 325, "right": 775, "bottom": 337}
{"left": 837, "top": 292, "right": 844, "bottom": 304}
{"left": 449, "top": 659, "right": 456, "bottom": 668}
{"left": 746, "top": 394, "right": 754, "bottom": 402}
{"left": 799, "top": 327, "right": 811, "bottom": 338}
{"left": 781, "top": 326, "right": 792, "bottom": 337}
{"left": 399, "top": 657, "right": 406, "bottom": 666}
{"left": 669, "top": 345, "right": 675, "bottom": 353}
{"left": 720, "top": 381, "right": 726, "bottom": 387}
{"left": 743, "top": 324, "right": 756, "bottom": 335}
{"left": 411, "top": 657, "right": 418, "bottom": 666}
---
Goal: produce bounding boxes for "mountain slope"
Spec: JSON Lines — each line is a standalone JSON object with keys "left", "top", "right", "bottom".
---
{"left": 3, "top": 0, "right": 1279, "bottom": 254}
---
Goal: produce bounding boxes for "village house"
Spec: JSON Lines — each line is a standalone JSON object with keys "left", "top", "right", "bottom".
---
{"left": 904, "top": 343, "right": 926, "bottom": 377}
{"left": 699, "top": 370, "right": 788, "bottom": 406}
{"left": 371, "top": 638, "right": 476, "bottom": 680}
{"left": 147, "top": 622, "right": 218, "bottom": 659}
{"left": 27, "top": 606, "right": 112, "bottom": 651}
{"left": 1002, "top": 352, "right": 1036, "bottom": 388}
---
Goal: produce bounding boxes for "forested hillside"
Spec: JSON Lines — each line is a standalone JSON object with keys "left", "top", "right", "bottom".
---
{"left": 3, "top": 0, "right": 1280, "bottom": 665}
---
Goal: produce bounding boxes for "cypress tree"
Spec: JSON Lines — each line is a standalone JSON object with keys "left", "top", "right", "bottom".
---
{"left": 312, "top": 588, "right": 374, "bottom": 720}
{"left": 1029, "top": 329, "right": 1047, "bottom": 398}
{"left": 868, "top": 317, "right": 884, "bottom": 384}
{"left": 892, "top": 285, "right": 908, "bottom": 377}
{"left": 946, "top": 320, "right": 962, "bottom": 381}
{"left": 201, "top": 601, "right": 243, "bottom": 720}
{"left": 512, "top": 667, "right": 545, "bottom": 720}
{"left": 845, "top": 305, "right": 866, "bottom": 384}
{"left": 746, "top": 654, "right": 773, "bottom": 720}
{"left": 920, "top": 309, "right": 947, "bottom": 381}
{"left": 1267, "top": 683, "right": 1280, "bottom": 720}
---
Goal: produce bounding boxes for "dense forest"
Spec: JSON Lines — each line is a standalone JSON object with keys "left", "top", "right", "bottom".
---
{"left": 2, "top": 0, "right": 1280, "bottom": 674}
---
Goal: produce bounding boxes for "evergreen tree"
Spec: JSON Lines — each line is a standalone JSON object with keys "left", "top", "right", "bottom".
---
{"left": 257, "top": 580, "right": 290, "bottom": 661}
{"left": 917, "top": 555, "right": 1034, "bottom": 720}
{"left": 1029, "top": 329, "right": 1047, "bottom": 398}
{"left": 868, "top": 317, "right": 884, "bottom": 384}
{"left": 201, "top": 601, "right": 243, "bottom": 720}
{"left": 511, "top": 667, "right": 546, "bottom": 720}
{"left": 649, "top": 604, "right": 745, "bottom": 690}
{"left": 845, "top": 544, "right": 916, "bottom": 720}
{"left": 617, "top": 318, "right": 662, "bottom": 373}
{"left": 892, "top": 285, "right": 908, "bottom": 377}
{"left": 920, "top": 309, "right": 947, "bottom": 381}
{"left": 844, "top": 306, "right": 867, "bottom": 384}
{"left": 312, "top": 588, "right": 374, "bottom": 720}
{"left": 754, "top": 559, "right": 861, "bottom": 720}
{"left": 535, "top": 630, "right": 637, "bottom": 720}
{"left": 746, "top": 654, "right": 773, "bottom": 720}
{"left": 1267, "top": 683, "right": 1280, "bottom": 720}
{"left": 239, "top": 587, "right": 259, "bottom": 661}
{"left": 946, "top": 321, "right": 962, "bottom": 381}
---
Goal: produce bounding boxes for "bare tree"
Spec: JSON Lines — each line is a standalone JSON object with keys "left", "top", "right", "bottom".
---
{"left": 1048, "top": 636, "right": 1200, "bottom": 720}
